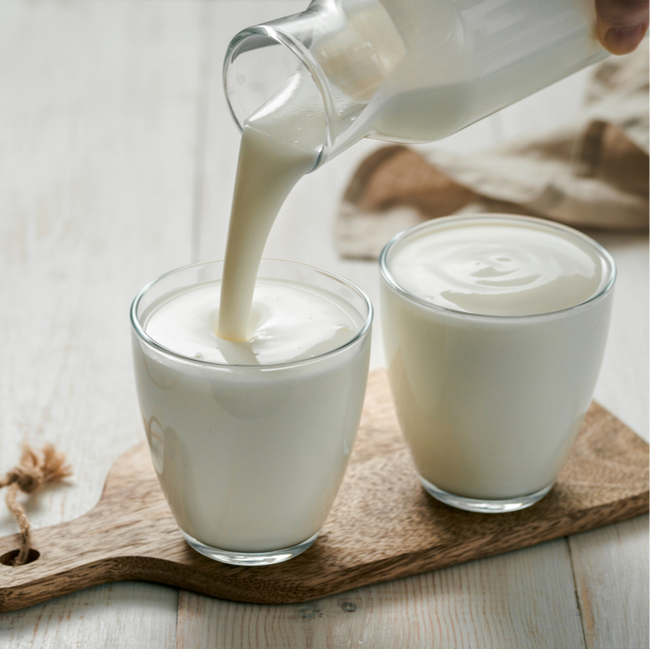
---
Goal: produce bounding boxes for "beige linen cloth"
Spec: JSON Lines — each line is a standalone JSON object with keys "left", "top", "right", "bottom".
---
{"left": 336, "top": 42, "right": 649, "bottom": 259}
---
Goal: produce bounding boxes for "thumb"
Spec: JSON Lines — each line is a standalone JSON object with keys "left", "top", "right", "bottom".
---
{"left": 595, "top": 0, "right": 649, "bottom": 54}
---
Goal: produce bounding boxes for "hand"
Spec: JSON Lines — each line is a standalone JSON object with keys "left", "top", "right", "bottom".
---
{"left": 596, "top": 0, "right": 649, "bottom": 54}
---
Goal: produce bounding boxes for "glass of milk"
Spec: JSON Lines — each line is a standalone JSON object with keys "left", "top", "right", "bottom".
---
{"left": 379, "top": 215, "right": 616, "bottom": 513}
{"left": 130, "top": 259, "right": 372, "bottom": 565}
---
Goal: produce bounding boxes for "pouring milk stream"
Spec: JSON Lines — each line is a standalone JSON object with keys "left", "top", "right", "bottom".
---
{"left": 218, "top": 0, "right": 607, "bottom": 343}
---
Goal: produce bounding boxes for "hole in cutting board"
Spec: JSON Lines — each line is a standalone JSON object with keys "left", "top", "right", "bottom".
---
{"left": 0, "top": 548, "right": 40, "bottom": 566}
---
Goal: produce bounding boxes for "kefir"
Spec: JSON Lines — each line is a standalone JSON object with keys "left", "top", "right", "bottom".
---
{"left": 132, "top": 260, "right": 371, "bottom": 556}
{"left": 380, "top": 215, "right": 615, "bottom": 509}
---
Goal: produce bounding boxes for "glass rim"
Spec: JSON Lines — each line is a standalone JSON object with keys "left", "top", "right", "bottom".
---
{"left": 130, "top": 258, "right": 373, "bottom": 370}
{"left": 379, "top": 214, "right": 617, "bottom": 322}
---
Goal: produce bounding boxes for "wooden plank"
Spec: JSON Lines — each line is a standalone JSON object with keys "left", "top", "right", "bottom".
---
{"left": 0, "top": 583, "right": 177, "bottom": 650}
{"left": 0, "top": 0, "right": 204, "bottom": 646}
{"left": 176, "top": 539, "right": 585, "bottom": 649}
{"left": 570, "top": 515, "right": 649, "bottom": 649}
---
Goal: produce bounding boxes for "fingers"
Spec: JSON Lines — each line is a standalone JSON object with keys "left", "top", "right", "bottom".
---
{"left": 595, "top": 0, "right": 649, "bottom": 54}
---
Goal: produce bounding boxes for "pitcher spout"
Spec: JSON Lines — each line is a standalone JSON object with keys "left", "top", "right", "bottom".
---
{"left": 223, "top": 0, "right": 406, "bottom": 168}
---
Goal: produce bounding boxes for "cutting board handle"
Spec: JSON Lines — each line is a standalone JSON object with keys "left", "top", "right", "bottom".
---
{"left": 0, "top": 444, "right": 177, "bottom": 611}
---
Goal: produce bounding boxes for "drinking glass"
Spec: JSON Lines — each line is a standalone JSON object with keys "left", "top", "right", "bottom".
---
{"left": 131, "top": 259, "right": 373, "bottom": 564}
{"left": 379, "top": 215, "right": 616, "bottom": 513}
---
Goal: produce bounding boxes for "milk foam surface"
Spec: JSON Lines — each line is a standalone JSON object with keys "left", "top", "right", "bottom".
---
{"left": 146, "top": 279, "right": 360, "bottom": 366}
{"left": 388, "top": 220, "right": 606, "bottom": 316}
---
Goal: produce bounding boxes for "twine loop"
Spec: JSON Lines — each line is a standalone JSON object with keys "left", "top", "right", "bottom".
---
{"left": 0, "top": 444, "right": 71, "bottom": 566}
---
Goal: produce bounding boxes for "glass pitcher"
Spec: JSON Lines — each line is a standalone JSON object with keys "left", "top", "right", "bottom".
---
{"left": 224, "top": 0, "right": 607, "bottom": 169}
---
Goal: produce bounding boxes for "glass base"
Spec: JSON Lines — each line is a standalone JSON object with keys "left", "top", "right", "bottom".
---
{"left": 182, "top": 531, "right": 319, "bottom": 566}
{"left": 420, "top": 476, "right": 554, "bottom": 513}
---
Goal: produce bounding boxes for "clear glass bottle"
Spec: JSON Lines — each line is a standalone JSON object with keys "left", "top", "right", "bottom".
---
{"left": 224, "top": 0, "right": 607, "bottom": 169}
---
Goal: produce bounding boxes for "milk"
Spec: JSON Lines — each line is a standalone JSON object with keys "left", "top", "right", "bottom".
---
{"left": 388, "top": 220, "right": 606, "bottom": 316}
{"left": 147, "top": 279, "right": 359, "bottom": 365}
{"left": 132, "top": 262, "right": 371, "bottom": 554}
{"left": 218, "top": 70, "right": 325, "bottom": 342}
{"left": 380, "top": 216, "right": 615, "bottom": 504}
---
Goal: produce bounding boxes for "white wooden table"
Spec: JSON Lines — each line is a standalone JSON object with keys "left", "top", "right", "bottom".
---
{"left": 0, "top": 1, "right": 647, "bottom": 647}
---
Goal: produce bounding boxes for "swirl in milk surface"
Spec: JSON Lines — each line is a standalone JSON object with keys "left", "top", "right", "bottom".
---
{"left": 145, "top": 279, "right": 359, "bottom": 366}
{"left": 389, "top": 221, "right": 606, "bottom": 316}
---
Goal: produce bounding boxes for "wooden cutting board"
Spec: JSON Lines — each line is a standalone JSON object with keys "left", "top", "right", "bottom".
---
{"left": 0, "top": 370, "right": 647, "bottom": 612}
